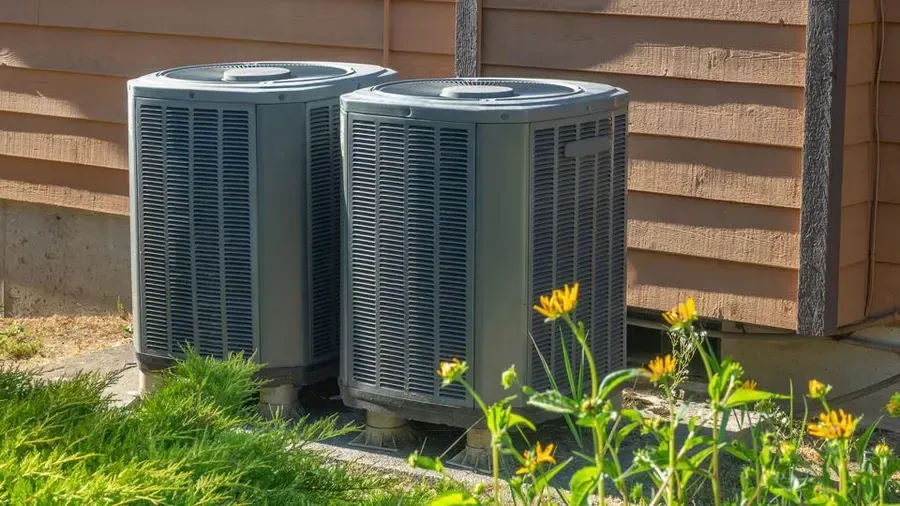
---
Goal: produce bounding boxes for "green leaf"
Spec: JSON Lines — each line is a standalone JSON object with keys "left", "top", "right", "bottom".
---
{"left": 723, "top": 388, "right": 788, "bottom": 408}
{"left": 428, "top": 491, "right": 479, "bottom": 506}
{"left": 855, "top": 415, "right": 880, "bottom": 461}
{"left": 508, "top": 412, "right": 536, "bottom": 432}
{"left": 408, "top": 453, "right": 444, "bottom": 473}
{"left": 723, "top": 443, "right": 753, "bottom": 463}
{"left": 534, "top": 457, "right": 572, "bottom": 494}
{"left": 598, "top": 368, "right": 647, "bottom": 400}
{"left": 527, "top": 390, "right": 578, "bottom": 414}
{"left": 569, "top": 465, "right": 601, "bottom": 506}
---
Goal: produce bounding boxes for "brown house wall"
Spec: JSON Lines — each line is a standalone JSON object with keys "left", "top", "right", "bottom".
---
{"left": 837, "top": 0, "right": 876, "bottom": 327}
{"left": 0, "top": 0, "right": 455, "bottom": 215}
{"left": 870, "top": 2, "right": 900, "bottom": 315}
{"left": 481, "top": 0, "right": 808, "bottom": 328}
{"left": 0, "top": 0, "right": 890, "bottom": 331}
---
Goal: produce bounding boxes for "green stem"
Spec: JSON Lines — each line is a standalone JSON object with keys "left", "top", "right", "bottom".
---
{"left": 838, "top": 442, "right": 848, "bottom": 498}
{"left": 594, "top": 424, "right": 606, "bottom": 506}
{"left": 711, "top": 411, "right": 722, "bottom": 506}
{"left": 492, "top": 441, "right": 501, "bottom": 505}
{"left": 667, "top": 392, "right": 677, "bottom": 506}
{"left": 563, "top": 315, "right": 597, "bottom": 398}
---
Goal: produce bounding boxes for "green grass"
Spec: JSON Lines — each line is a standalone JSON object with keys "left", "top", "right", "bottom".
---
{"left": 0, "top": 323, "right": 41, "bottom": 360}
{"left": 0, "top": 351, "right": 435, "bottom": 505}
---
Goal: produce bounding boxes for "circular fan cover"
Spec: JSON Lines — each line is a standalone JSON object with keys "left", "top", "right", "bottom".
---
{"left": 159, "top": 62, "right": 353, "bottom": 84}
{"left": 375, "top": 78, "right": 582, "bottom": 101}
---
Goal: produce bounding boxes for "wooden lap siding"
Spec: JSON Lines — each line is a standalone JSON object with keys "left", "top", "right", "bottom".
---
{"left": 0, "top": 0, "right": 455, "bottom": 215}
{"left": 836, "top": 0, "right": 878, "bottom": 327}
{"left": 870, "top": 2, "right": 900, "bottom": 316}
{"left": 478, "top": 0, "right": 807, "bottom": 329}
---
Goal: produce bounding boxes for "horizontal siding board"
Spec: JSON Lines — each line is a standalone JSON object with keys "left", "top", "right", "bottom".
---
{"left": 0, "top": 24, "right": 447, "bottom": 80}
{"left": 390, "top": 52, "right": 454, "bottom": 78}
{"left": 886, "top": 4, "right": 900, "bottom": 23}
{"left": 482, "top": 10, "right": 806, "bottom": 86}
{"left": 877, "top": 142, "right": 900, "bottom": 203}
{"left": 628, "top": 135, "right": 801, "bottom": 208}
{"left": 0, "top": 67, "right": 127, "bottom": 124}
{"left": 483, "top": 0, "right": 806, "bottom": 25}
{"left": 484, "top": 65, "right": 804, "bottom": 147}
{"left": 38, "top": 0, "right": 454, "bottom": 54}
{"left": 837, "top": 261, "right": 867, "bottom": 326}
{"left": 0, "top": 179, "right": 127, "bottom": 215}
{"left": 627, "top": 249, "right": 797, "bottom": 329}
{"left": 38, "top": 0, "right": 385, "bottom": 49}
{"left": 844, "top": 83, "right": 872, "bottom": 145}
{"left": 840, "top": 201, "right": 870, "bottom": 267}
{"left": 0, "top": 155, "right": 128, "bottom": 196}
{"left": 880, "top": 83, "right": 900, "bottom": 143}
{"left": 0, "top": 112, "right": 126, "bottom": 169}
{"left": 883, "top": 24, "right": 900, "bottom": 82}
{"left": 391, "top": 0, "right": 456, "bottom": 54}
{"left": 841, "top": 142, "right": 872, "bottom": 207}
{"left": 875, "top": 202, "right": 900, "bottom": 264}
{"left": 627, "top": 191, "right": 800, "bottom": 268}
{"left": 846, "top": 23, "right": 875, "bottom": 85}
{"left": 849, "top": 0, "right": 877, "bottom": 24}
{"left": 871, "top": 262, "right": 900, "bottom": 314}
{"left": 0, "top": 0, "right": 38, "bottom": 24}
{"left": 0, "top": 155, "right": 128, "bottom": 215}
{"left": 0, "top": 24, "right": 382, "bottom": 77}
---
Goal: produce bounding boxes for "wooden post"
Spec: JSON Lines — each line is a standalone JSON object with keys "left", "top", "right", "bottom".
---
{"left": 454, "top": 0, "right": 480, "bottom": 77}
{"left": 798, "top": 0, "right": 849, "bottom": 336}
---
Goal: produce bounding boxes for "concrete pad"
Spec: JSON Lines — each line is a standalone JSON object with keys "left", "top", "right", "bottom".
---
{"left": 39, "top": 343, "right": 138, "bottom": 407}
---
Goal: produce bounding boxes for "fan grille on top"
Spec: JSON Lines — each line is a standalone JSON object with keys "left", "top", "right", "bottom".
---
{"left": 160, "top": 62, "right": 353, "bottom": 83}
{"left": 375, "top": 79, "right": 581, "bottom": 100}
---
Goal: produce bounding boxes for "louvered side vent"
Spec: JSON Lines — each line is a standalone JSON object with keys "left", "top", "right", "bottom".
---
{"left": 136, "top": 100, "right": 257, "bottom": 359}
{"left": 307, "top": 103, "right": 341, "bottom": 362}
{"left": 609, "top": 113, "right": 629, "bottom": 370}
{"left": 530, "top": 116, "right": 614, "bottom": 392}
{"left": 348, "top": 117, "right": 472, "bottom": 404}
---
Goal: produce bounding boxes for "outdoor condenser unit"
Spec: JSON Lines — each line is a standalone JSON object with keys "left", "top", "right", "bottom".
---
{"left": 128, "top": 62, "right": 396, "bottom": 397}
{"left": 340, "top": 78, "right": 630, "bottom": 457}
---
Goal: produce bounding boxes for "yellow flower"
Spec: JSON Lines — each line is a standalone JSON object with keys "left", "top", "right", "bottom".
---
{"left": 808, "top": 379, "right": 831, "bottom": 399}
{"left": 887, "top": 395, "right": 900, "bottom": 417}
{"left": 742, "top": 380, "right": 758, "bottom": 391}
{"left": 661, "top": 297, "right": 697, "bottom": 329}
{"left": 646, "top": 355, "right": 676, "bottom": 384}
{"left": 515, "top": 441, "right": 557, "bottom": 475}
{"left": 808, "top": 409, "right": 859, "bottom": 440}
{"left": 533, "top": 283, "right": 579, "bottom": 321}
{"left": 874, "top": 442, "right": 892, "bottom": 459}
{"left": 437, "top": 358, "right": 467, "bottom": 386}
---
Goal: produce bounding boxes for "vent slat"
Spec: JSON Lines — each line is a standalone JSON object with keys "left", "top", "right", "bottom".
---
{"left": 307, "top": 104, "right": 341, "bottom": 361}
{"left": 136, "top": 102, "right": 255, "bottom": 360}
{"left": 348, "top": 118, "right": 471, "bottom": 404}
{"left": 609, "top": 114, "right": 629, "bottom": 370}
{"left": 530, "top": 114, "right": 625, "bottom": 392}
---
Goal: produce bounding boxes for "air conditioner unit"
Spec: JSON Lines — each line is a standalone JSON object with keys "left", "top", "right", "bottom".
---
{"left": 339, "top": 78, "right": 629, "bottom": 460}
{"left": 128, "top": 62, "right": 396, "bottom": 411}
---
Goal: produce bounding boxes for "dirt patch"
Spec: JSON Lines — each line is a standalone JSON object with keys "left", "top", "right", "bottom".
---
{"left": 0, "top": 313, "right": 131, "bottom": 369}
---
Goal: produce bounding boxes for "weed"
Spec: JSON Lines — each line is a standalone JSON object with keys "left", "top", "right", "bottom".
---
{"left": 0, "top": 322, "right": 41, "bottom": 360}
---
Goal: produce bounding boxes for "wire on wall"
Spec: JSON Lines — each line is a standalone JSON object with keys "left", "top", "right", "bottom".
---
{"left": 864, "top": 0, "right": 886, "bottom": 317}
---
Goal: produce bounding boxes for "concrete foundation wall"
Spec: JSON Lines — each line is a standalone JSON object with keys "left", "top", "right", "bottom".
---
{"left": 0, "top": 199, "right": 130, "bottom": 316}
